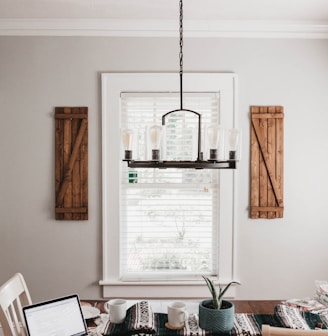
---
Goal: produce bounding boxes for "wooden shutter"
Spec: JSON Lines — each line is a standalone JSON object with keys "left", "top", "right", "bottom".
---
{"left": 55, "top": 107, "right": 88, "bottom": 220}
{"left": 250, "top": 106, "right": 284, "bottom": 219}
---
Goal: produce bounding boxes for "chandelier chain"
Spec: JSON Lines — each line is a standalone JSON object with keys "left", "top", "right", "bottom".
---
{"left": 179, "top": 0, "right": 183, "bottom": 76}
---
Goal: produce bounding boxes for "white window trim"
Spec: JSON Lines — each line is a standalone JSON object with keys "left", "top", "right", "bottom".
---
{"left": 100, "top": 73, "right": 239, "bottom": 298}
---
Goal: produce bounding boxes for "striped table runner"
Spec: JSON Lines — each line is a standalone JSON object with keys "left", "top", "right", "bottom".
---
{"left": 102, "top": 302, "right": 328, "bottom": 336}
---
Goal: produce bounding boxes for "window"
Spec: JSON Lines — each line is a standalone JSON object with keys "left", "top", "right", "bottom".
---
{"left": 120, "top": 93, "right": 220, "bottom": 281}
{"left": 101, "top": 73, "right": 238, "bottom": 298}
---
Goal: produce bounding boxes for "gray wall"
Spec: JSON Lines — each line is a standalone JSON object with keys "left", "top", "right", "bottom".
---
{"left": 1, "top": 36, "right": 328, "bottom": 302}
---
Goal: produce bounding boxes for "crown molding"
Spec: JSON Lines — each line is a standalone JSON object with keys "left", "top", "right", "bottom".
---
{"left": 1, "top": 18, "right": 328, "bottom": 38}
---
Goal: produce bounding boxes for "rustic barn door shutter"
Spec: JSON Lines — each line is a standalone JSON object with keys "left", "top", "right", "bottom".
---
{"left": 55, "top": 107, "right": 88, "bottom": 220}
{"left": 250, "top": 106, "right": 284, "bottom": 219}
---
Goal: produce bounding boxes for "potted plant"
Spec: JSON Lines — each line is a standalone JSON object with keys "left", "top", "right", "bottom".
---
{"left": 199, "top": 275, "right": 240, "bottom": 333}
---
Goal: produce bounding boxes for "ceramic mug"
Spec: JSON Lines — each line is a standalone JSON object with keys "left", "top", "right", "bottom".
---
{"left": 104, "top": 299, "right": 127, "bottom": 323}
{"left": 167, "top": 301, "right": 189, "bottom": 328}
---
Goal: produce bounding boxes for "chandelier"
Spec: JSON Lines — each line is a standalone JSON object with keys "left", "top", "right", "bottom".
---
{"left": 122, "top": 0, "right": 240, "bottom": 169}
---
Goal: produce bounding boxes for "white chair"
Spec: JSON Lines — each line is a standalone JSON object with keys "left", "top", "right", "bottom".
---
{"left": 0, "top": 273, "right": 32, "bottom": 336}
{"left": 262, "top": 324, "right": 328, "bottom": 336}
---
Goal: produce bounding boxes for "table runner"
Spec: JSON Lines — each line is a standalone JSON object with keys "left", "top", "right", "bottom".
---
{"left": 102, "top": 301, "right": 328, "bottom": 336}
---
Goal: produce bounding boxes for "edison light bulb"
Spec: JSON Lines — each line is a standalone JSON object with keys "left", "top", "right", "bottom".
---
{"left": 207, "top": 125, "right": 220, "bottom": 161}
{"left": 122, "top": 129, "right": 134, "bottom": 160}
{"left": 228, "top": 128, "right": 240, "bottom": 160}
{"left": 149, "top": 125, "right": 162, "bottom": 161}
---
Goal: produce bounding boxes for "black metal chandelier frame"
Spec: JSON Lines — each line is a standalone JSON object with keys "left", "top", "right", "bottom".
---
{"left": 123, "top": 0, "right": 237, "bottom": 170}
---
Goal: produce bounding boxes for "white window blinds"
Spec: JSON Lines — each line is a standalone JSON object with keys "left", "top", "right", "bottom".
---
{"left": 120, "top": 92, "right": 221, "bottom": 281}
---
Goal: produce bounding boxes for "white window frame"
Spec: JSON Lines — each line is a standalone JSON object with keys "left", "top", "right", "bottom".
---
{"left": 100, "top": 73, "right": 238, "bottom": 298}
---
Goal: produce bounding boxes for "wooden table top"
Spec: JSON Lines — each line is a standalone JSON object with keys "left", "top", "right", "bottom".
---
{"left": 232, "top": 300, "right": 282, "bottom": 314}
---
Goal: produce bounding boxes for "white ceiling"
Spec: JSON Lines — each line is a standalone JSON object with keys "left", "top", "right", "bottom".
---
{"left": 1, "top": 0, "right": 328, "bottom": 37}
{"left": 1, "top": 0, "right": 328, "bottom": 21}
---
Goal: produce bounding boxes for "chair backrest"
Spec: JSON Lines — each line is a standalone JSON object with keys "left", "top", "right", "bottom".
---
{"left": 0, "top": 273, "right": 32, "bottom": 336}
{"left": 262, "top": 325, "right": 328, "bottom": 336}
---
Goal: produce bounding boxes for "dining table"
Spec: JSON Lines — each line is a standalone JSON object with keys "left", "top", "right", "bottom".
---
{"left": 80, "top": 298, "right": 328, "bottom": 336}
{"left": 80, "top": 299, "right": 283, "bottom": 335}
{"left": 81, "top": 299, "right": 282, "bottom": 316}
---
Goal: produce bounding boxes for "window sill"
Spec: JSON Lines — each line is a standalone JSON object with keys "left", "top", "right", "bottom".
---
{"left": 99, "top": 280, "right": 237, "bottom": 299}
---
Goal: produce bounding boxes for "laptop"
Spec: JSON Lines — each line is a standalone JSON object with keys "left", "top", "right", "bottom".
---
{"left": 23, "top": 294, "right": 88, "bottom": 336}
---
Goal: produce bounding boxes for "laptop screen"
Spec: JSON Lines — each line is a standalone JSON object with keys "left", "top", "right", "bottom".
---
{"left": 23, "top": 294, "right": 88, "bottom": 336}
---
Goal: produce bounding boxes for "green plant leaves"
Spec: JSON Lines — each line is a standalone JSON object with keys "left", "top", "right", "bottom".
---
{"left": 202, "top": 275, "right": 240, "bottom": 310}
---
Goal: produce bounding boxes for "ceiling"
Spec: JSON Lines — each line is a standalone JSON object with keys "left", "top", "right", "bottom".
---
{"left": 1, "top": 0, "right": 328, "bottom": 21}
{"left": 1, "top": 0, "right": 328, "bottom": 36}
